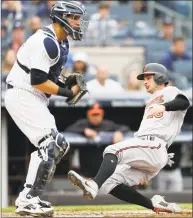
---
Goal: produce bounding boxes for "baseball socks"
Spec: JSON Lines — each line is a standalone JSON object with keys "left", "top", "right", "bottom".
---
{"left": 93, "top": 153, "right": 118, "bottom": 188}
{"left": 110, "top": 184, "right": 154, "bottom": 210}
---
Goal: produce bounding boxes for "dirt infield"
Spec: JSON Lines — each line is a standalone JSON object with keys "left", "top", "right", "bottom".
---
{"left": 55, "top": 210, "right": 192, "bottom": 217}
{"left": 2, "top": 209, "right": 192, "bottom": 217}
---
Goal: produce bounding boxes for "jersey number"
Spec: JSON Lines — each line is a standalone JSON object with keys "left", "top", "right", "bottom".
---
{"left": 147, "top": 112, "right": 163, "bottom": 119}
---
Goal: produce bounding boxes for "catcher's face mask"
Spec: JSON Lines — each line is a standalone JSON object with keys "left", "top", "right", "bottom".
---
{"left": 50, "top": 1, "right": 90, "bottom": 41}
{"left": 65, "top": 13, "right": 90, "bottom": 40}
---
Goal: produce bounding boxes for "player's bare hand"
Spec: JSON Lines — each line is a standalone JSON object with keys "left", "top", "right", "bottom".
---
{"left": 148, "top": 104, "right": 166, "bottom": 116}
{"left": 71, "top": 85, "right": 80, "bottom": 96}
{"left": 84, "top": 128, "right": 97, "bottom": 138}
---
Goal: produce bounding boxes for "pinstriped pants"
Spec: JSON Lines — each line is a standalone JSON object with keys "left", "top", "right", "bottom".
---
{"left": 5, "top": 88, "right": 57, "bottom": 147}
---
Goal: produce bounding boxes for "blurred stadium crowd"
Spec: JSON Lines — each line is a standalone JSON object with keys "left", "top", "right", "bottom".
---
{"left": 2, "top": 0, "right": 192, "bottom": 91}
{"left": 1, "top": 0, "right": 192, "bottom": 197}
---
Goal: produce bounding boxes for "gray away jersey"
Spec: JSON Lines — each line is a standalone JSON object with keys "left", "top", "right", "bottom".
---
{"left": 134, "top": 86, "right": 188, "bottom": 147}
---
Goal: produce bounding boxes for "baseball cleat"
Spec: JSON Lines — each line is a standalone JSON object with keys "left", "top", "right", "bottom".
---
{"left": 151, "top": 195, "right": 181, "bottom": 214}
{"left": 15, "top": 195, "right": 52, "bottom": 208}
{"left": 15, "top": 203, "right": 54, "bottom": 217}
{"left": 36, "top": 196, "right": 52, "bottom": 208}
{"left": 68, "top": 170, "right": 98, "bottom": 200}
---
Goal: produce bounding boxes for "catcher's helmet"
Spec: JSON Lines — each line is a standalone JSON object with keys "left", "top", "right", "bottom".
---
{"left": 50, "top": 1, "right": 89, "bottom": 41}
{"left": 137, "top": 63, "right": 169, "bottom": 85}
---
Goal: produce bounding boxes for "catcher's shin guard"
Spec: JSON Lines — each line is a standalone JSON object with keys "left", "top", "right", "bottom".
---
{"left": 25, "top": 131, "right": 70, "bottom": 197}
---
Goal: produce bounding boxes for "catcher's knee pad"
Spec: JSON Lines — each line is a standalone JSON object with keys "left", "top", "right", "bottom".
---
{"left": 50, "top": 129, "right": 70, "bottom": 164}
{"left": 38, "top": 129, "right": 70, "bottom": 163}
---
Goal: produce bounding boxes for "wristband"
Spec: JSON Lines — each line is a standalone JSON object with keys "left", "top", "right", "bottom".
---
{"left": 57, "top": 87, "right": 73, "bottom": 98}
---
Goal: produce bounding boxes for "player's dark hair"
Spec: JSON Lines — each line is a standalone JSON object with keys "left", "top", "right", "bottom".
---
{"left": 98, "top": 2, "right": 110, "bottom": 9}
{"left": 173, "top": 37, "right": 184, "bottom": 44}
{"left": 72, "top": 62, "right": 88, "bottom": 73}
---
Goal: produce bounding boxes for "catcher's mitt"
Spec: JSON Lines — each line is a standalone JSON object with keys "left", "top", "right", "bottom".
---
{"left": 64, "top": 73, "right": 88, "bottom": 106}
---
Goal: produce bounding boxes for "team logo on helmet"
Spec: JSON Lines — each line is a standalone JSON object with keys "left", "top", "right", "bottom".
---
{"left": 143, "top": 66, "right": 147, "bottom": 72}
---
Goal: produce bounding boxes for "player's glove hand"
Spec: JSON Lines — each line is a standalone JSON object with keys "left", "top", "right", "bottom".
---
{"left": 61, "top": 73, "right": 77, "bottom": 89}
{"left": 65, "top": 73, "right": 88, "bottom": 106}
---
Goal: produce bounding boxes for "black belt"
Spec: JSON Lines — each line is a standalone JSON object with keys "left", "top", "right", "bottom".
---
{"left": 7, "top": 84, "right": 14, "bottom": 89}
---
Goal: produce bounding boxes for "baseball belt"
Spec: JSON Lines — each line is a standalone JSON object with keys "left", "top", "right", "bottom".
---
{"left": 7, "top": 84, "right": 14, "bottom": 89}
{"left": 139, "top": 135, "right": 168, "bottom": 150}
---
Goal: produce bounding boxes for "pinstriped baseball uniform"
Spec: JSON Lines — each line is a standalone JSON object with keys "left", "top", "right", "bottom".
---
{"left": 5, "top": 25, "right": 69, "bottom": 147}
{"left": 99, "top": 86, "right": 189, "bottom": 194}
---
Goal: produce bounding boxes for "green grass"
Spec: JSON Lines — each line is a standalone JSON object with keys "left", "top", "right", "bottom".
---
{"left": 2, "top": 204, "right": 192, "bottom": 213}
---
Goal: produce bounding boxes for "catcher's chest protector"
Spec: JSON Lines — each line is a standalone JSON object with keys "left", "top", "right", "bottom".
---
{"left": 42, "top": 27, "right": 70, "bottom": 97}
{"left": 42, "top": 27, "right": 69, "bottom": 81}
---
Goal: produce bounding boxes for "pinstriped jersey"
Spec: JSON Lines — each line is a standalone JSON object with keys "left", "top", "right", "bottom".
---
{"left": 134, "top": 86, "right": 189, "bottom": 147}
{"left": 6, "top": 24, "right": 69, "bottom": 97}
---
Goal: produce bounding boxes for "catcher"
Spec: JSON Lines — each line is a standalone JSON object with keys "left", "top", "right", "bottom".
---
{"left": 4, "top": 1, "right": 89, "bottom": 216}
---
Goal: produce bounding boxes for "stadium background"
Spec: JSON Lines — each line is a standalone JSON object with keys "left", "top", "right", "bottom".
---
{"left": 1, "top": 0, "right": 192, "bottom": 208}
